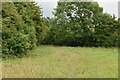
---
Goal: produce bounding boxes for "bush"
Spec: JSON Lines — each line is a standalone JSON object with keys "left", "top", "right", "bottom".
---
{"left": 3, "top": 33, "right": 30, "bottom": 57}
{"left": 2, "top": 2, "right": 43, "bottom": 57}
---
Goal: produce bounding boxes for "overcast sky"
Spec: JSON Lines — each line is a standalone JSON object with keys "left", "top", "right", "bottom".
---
{"left": 35, "top": 0, "right": 119, "bottom": 18}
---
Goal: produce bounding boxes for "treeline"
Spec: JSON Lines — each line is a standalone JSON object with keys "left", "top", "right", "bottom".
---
{"left": 42, "top": 2, "right": 120, "bottom": 47}
{"left": 2, "top": 1, "right": 120, "bottom": 57}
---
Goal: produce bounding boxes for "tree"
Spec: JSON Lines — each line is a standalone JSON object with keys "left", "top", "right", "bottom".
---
{"left": 2, "top": 2, "right": 44, "bottom": 57}
{"left": 93, "top": 13, "right": 118, "bottom": 47}
{"left": 50, "top": 1, "right": 103, "bottom": 46}
{"left": 41, "top": 17, "right": 56, "bottom": 45}
{"left": 44, "top": 0, "right": 119, "bottom": 47}
{"left": 14, "top": 2, "right": 44, "bottom": 45}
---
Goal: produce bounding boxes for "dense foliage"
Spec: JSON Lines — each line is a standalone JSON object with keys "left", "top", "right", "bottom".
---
{"left": 2, "top": 1, "right": 119, "bottom": 57}
{"left": 2, "top": 2, "right": 44, "bottom": 57}
{"left": 43, "top": 1, "right": 119, "bottom": 47}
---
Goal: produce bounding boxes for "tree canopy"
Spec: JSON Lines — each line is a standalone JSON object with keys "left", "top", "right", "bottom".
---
{"left": 43, "top": 1, "right": 119, "bottom": 47}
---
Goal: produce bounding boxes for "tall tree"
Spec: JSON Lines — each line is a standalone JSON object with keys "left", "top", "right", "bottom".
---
{"left": 52, "top": 1, "right": 103, "bottom": 46}
{"left": 2, "top": 2, "right": 44, "bottom": 57}
{"left": 44, "top": 0, "right": 119, "bottom": 47}
{"left": 14, "top": 2, "right": 44, "bottom": 45}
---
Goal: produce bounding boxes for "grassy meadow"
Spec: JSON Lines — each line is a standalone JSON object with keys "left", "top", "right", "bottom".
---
{"left": 3, "top": 45, "right": 118, "bottom": 78}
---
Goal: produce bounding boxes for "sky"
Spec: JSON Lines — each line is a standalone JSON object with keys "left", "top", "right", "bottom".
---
{"left": 35, "top": 0, "right": 119, "bottom": 18}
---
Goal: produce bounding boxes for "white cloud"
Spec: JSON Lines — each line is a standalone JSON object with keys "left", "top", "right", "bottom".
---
{"left": 35, "top": 0, "right": 59, "bottom": 2}
{"left": 35, "top": 0, "right": 119, "bottom": 2}
{"left": 98, "top": 2, "right": 118, "bottom": 18}
{"left": 95, "top": 0, "right": 119, "bottom": 2}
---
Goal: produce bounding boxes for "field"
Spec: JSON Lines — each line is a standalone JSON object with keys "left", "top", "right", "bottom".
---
{"left": 3, "top": 45, "right": 118, "bottom": 78}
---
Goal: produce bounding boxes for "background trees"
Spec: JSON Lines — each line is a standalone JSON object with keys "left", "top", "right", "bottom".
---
{"left": 93, "top": 13, "right": 119, "bottom": 47}
{"left": 43, "top": 1, "right": 119, "bottom": 47}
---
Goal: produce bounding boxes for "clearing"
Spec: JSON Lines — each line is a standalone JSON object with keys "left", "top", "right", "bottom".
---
{"left": 3, "top": 45, "right": 118, "bottom": 78}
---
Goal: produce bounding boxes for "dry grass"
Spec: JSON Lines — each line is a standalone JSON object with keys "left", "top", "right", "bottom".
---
{"left": 2, "top": 45, "right": 118, "bottom": 78}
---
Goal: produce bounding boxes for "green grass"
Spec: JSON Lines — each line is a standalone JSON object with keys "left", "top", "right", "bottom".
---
{"left": 3, "top": 45, "right": 118, "bottom": 78}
